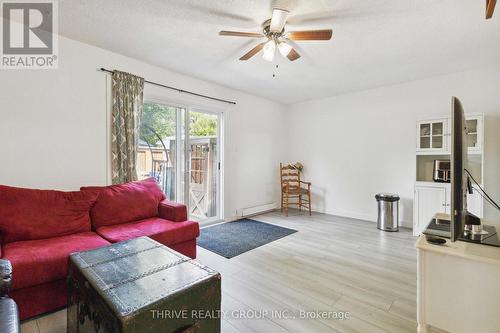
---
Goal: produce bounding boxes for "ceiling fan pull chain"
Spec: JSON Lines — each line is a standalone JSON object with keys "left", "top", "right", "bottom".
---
{"left": 273, "top": 64, "right": 279, "bottom": 78}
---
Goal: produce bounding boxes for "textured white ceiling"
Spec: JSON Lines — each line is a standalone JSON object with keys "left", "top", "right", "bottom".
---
{"left": 58, "top": 0, "right": 500, "bottom": 104}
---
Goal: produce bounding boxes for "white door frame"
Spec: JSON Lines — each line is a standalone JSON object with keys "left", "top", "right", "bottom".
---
{"left": 141, "top": 95, "right": 225, "bottom": 224}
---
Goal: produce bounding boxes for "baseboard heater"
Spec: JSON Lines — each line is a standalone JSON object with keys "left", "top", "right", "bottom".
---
{"left": 240, "top": 202, "right": 277, "bottom": 218}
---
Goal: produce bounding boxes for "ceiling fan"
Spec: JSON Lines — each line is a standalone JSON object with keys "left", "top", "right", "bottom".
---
{"left": 486, "top": 0, "right": 496, "bottom": 19}
{"left": 219, "top": 8, "right": 333, "bottom": 62}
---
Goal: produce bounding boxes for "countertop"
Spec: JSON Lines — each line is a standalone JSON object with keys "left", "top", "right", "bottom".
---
{"left": 416, "top": 234, "right": 500, "bottom": 266}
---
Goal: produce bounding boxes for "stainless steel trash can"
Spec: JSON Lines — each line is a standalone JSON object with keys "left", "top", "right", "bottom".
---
{"left": 375, "top": 193, "right": 400, "bottom": 232}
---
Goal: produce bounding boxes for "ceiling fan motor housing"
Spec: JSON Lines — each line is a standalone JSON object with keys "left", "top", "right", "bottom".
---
{"left": 262, "top": 19, "right": 285, "bottom": 40}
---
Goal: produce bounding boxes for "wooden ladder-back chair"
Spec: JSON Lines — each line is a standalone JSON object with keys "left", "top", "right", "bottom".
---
{"left": 280, "top": 163, "right": 311, "bottom": 216}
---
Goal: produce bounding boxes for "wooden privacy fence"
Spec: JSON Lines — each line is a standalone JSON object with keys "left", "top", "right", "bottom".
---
{"left": 137, "top": 136, "right": 217, "bottom": 220}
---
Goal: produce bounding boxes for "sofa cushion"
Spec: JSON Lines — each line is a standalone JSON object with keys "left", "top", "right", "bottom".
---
{"left": 0, "top": 185, "right": 98, "bottom": 243}
{"left": 96, "top": 217, "right": 199, "bottom": 246}
{"left": 2, "top": 232, "right": 110, "bottom": 290}
{"left": 81, "top": 178, "right": 166, "bottom": 229}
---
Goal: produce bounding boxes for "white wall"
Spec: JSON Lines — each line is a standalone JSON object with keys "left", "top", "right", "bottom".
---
{"left": 0, "top": 36, "right": 287, "bottom": 220}
{"left": 287, "top": 66, "right": 500, "bottom": 227}
{"left": 1, "top": 34, "right": 498, "bottom": 228}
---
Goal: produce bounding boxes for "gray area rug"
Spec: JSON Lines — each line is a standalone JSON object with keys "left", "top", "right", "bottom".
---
{"left": 197, "top": 219, "right": 297, "bottom": 258}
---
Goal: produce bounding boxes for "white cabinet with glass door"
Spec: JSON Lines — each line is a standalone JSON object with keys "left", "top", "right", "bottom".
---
{"left": 416, "top": 115, "right": 483, "bottom": 155}
{"left": 465, "top": 114, "right": 483, "bottom": 154}
{"left": 416, "top": 118, "right": 449, "bottom": 154}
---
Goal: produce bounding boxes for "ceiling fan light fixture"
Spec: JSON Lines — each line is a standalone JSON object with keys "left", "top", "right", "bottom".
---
{"left": 262, "top": 40, "right": 276, "bottom": 61}
{"left": 278, "top": 42, "right": 292, "bottom": 57}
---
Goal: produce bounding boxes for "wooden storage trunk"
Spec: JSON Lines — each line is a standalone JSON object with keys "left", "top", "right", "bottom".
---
{"left": 67, "top": 237, "right": 221, "bottom": 333}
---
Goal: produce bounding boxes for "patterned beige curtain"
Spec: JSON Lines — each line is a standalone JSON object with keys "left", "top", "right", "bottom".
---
{"left": 111, "top": 70, "right": 144, "bottom": 184}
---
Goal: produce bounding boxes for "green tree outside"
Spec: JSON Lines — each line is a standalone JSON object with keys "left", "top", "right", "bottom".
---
{"left": 189, "top": 112, "right": 217, "bottom": 137}
{"left": 140, "top": 103, "right": 217, "bottom": 144}
{"left": 140, "top": 103, "right": 176, "bottom": 144}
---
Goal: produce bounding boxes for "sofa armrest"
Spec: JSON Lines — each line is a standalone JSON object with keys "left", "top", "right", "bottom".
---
{"left": 158, "top": 200, "right": 187, "bottom": 222}
{"left": 0, "top": 259, "right": 12, "bottom": 297}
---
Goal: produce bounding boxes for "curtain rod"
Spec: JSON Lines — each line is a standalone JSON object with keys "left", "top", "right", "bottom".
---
{"left": 99, "top": 68, "right": 236, "bottom": 105}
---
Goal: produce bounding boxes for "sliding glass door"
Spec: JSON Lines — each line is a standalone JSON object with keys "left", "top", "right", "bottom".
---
{"left": 137, "top": 101, "right": 222, "bottom": 223}
{"left": 137, "top": 102, "right": 183, "bottom": 202}
{"left": 186, "top": 110, "right": 221, "bottom": 223}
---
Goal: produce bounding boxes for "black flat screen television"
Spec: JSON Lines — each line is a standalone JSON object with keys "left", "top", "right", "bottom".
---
{"left": 450, "top": 96, "right": 468, "bottom": 242}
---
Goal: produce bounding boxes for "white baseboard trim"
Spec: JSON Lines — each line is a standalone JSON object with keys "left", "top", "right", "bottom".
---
{"left": 221, "top": 202, "right": 279, "bottom": 223}
{"left": 199, "top": 219, "right": 226, "bottom": 228}
{"left": 240, "top": 202, "right": 277, "bottom": 217}
{"left": 319, "top": 208, "right": 413, "bottom": 229}
{"left": 326, "top": 208, "right": 376, "bottom": 223}
{"left": 222, "top": 210, "right": 277, "bottom": 224}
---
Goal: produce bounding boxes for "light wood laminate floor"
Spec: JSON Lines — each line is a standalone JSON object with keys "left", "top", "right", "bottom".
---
{"left": 21, "top": 210, "right": 428, "bottom": 333}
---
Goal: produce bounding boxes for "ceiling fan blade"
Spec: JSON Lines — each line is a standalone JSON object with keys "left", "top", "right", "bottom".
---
{"left": 287, "top": 48, "right": 301, "bottom": 61}
{"left": 270, "top": 8, "right": 289, "bottom": 32}
{"left": 239, "top": 43, "right": 265, "bottom": 60}
{"left": 287, "top": 29, "right": 333, "bottom": 41}
{"left": 219, "top": 31, "right": 264, "bottom": 38}
{"left": 486, "top": 0, "right": 497, "bottom": 19}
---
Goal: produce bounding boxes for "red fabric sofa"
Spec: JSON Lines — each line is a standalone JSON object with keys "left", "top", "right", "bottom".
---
{"left": 0, "top": 178, "right": 199, "bottom": 320}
